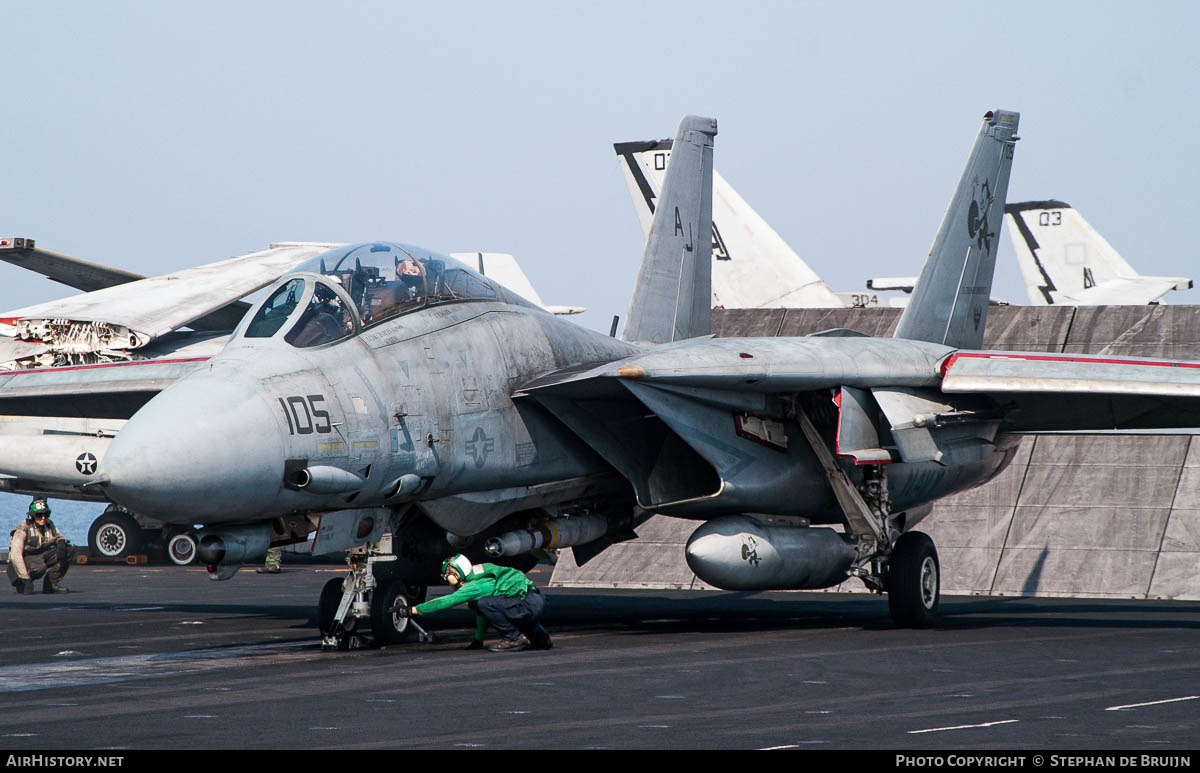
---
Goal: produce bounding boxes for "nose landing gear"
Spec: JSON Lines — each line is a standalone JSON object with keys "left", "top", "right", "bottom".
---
{"left": 317, "top": 536, "right": 428, "bottom": 650}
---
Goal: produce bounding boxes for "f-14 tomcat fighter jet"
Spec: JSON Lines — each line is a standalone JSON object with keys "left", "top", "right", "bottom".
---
{"left": 6, "top": 110, "right": 1200, "bottom": 642}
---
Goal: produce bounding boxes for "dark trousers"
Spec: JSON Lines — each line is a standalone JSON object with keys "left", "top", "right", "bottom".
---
{"left": 7, "top": 542, "right": 74, "bottom": 588}
{"left": 476, "top": 589, "right": 549, "bottom": 644}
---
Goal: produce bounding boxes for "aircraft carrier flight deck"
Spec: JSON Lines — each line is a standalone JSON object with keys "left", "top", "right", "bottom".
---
{"left": 1, "top": 563, "right": 1197, "bottom": 750}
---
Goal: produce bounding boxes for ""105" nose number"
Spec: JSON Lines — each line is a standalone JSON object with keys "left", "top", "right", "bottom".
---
{"left": 278, "top": 394, "right": 332, "bottom": 435}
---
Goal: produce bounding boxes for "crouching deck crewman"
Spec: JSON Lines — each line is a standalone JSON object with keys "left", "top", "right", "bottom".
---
{"left": 8, "top": 498, "right": 75, "bottom": 594}
{"left": 408, "top": 554, "right": 553, "bottom": 652}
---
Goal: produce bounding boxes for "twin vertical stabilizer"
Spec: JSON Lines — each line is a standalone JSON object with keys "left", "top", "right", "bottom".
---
{"left": 622, "top": 115, "right": 717, "bottom": 344}
{"left": 894, "top": 110, "right": 1019, "bottom": 350}
{"left": 1004, "top": 201, "right": 1192, "bottom": 305}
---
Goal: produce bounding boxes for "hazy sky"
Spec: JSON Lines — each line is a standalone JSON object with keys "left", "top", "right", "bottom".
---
{"left": 4, "top": 0, "right": 1198, "bottom": 338}
{"left": 1, "top": 1, "right": 1197, "bottom": 527}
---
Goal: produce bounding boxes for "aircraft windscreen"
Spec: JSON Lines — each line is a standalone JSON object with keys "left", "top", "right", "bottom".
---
{"left": 284, "top": 281, "right": 356, "bottom": 348}
{"left": 294, "top": 242, "right": 497, "bottom": 328}
{"left": 244, "top": 278, "right": 306, "bottom": 338}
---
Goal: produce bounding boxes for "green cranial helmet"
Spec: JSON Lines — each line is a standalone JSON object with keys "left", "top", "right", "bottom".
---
{"left": 441, "top": 554, "right": 473, "bottom": 583}
{"left": 28, "top": 498, "right": 50, "bottom": 519}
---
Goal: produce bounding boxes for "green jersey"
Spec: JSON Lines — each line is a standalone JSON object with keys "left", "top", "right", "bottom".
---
{"left": 414, "top": 563, "right": 536, "bottom": 641}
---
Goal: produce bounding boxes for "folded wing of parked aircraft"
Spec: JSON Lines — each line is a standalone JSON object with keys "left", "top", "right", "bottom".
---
{"left": 0, "top": 240, "right": 338, "bottom": 369}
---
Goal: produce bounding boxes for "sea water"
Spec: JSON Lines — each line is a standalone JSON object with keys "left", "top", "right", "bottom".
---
{"left": 0, "top": 493, "right": 105, "bottom": 545}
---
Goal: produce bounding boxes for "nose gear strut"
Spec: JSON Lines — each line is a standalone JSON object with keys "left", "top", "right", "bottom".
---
{"left": 318, "top": 531, "right": 430, "bottom": 649}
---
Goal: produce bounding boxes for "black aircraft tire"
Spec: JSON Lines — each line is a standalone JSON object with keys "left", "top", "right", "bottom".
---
{"left": 886, "top": 531, "right": 940, "bottom": 629}
{"left": 87, "top": 510, "right": 144, "bottom": 559}
{"left": 406, "top": 584, "right": 428, "bottom": 605}
{"left": 370, "top": 580, "right": 416, "bottom": 645}
{"left": 318, "top": 577, "right": 346, "bottom": 636}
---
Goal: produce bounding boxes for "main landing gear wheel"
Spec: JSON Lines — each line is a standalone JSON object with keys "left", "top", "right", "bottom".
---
{"left": 370, "top": 580, "right": 425, "bottom": 645}
{"left": 318, "top": 577, "right": 360, "bottom": 650}
{"left": 88, "top": 509, "right": 144, "bottom": 559}
{"left": 886, "top": 531, "right": 940, "bottom": 629}
{"left": 166, "top": 533, "right": 198, "bottom": 565}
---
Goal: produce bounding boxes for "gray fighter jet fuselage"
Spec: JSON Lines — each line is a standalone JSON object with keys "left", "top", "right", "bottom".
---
{"left": 14, "top": 111, "right": 986, "bottom": 636}
{"left": 99, "top": 260, "right": 1016, "bottom": 529}
{"left": 16, "top": 110, "right": 1200, "bottom": 641}
{"left": 77, "top": 112, "right": 1013, "bottom": 635}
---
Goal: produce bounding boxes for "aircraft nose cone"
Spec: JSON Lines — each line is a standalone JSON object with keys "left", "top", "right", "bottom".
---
{"left": 100, "top": 370, "right": 285, "bottom": 522}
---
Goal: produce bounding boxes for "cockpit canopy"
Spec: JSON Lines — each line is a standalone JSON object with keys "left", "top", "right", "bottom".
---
{"left": 239, "top": 242, "right": 501, "bottom": 349}
{"left": 296, "top": 242, "right": 497, "bottom": 328}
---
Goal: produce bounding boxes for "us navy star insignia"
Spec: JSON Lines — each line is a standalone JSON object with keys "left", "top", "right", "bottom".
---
{"left": 465, "top": 427, "right": 495, "bottom": 469}
{"left": 75, "top": 452, "right": 98, "bottom": 475}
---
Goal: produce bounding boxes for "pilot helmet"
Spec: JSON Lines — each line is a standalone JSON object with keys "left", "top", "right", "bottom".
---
{"left": 27, "top": 498, "right": 51, "bottom": 521}
{"left": 441, "top": 554, "right": 473, "bottom": 586}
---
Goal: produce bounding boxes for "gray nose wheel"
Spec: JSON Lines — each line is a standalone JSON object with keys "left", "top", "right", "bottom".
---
{"left": 370, "top": 580, "right": 431, "bottom": 645}
{"left": 886, "top": 531, "right": 940, "bottom": 629}
{"left": 369, "top": 580, "right": 411, "bottom": 645}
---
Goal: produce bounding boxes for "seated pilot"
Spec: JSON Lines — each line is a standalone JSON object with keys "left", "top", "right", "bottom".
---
{"left": 396, "top": 257, "right": 426, "bottom": 301}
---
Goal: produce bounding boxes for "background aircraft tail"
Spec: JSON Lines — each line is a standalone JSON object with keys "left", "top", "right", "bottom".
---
{"left": 451, "top": 252, "right": 585, "bottom": 315}
{"left": 615, "top": 138, "right": 843, "bottom": 309}
{"left": 893, "top": 110, "right": 1019, "bottom": 350}
{"left": 622, "top": 115, "right": 717, "bottom": 343}
{"left": 1004, "top": 201, "right": 1192, "bottom": 305}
